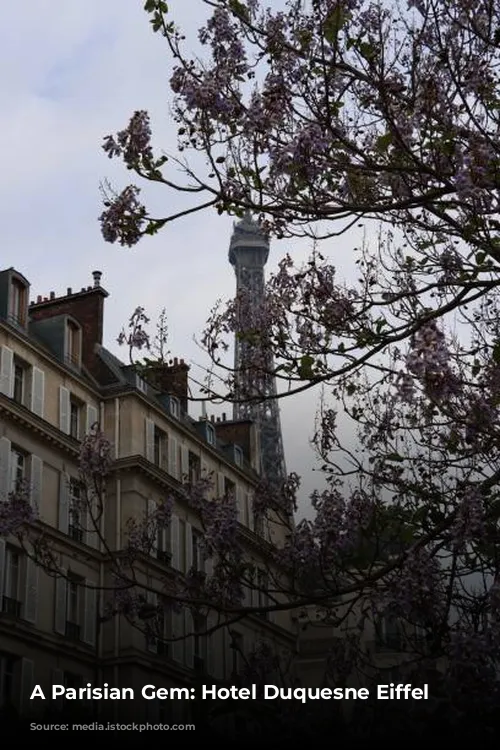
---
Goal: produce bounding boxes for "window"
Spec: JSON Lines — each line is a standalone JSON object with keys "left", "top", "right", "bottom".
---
{"left": 69, "top": 398, "right": 81, "bottom": 440}
{"left": 154, "top": 426, "right": 167, "bottom": 470}
{"left": 193, "top": 615, "right": 207, "bottom": 672}
{"left": 65, "top": 320, "right": 81, "bottom": 367}
{"left": 9, "top": 279, "right": 26, "bottom": 327}
{"left": 13, "top": 362, "right": 25, "bottom": 405}
{"left": 156, "top": 524, "right": 171, "bottom": 565}
{"left": 69, "top": 479, "right": 84, "bottom": 543}
{"left": 2, "top": 547, "right": 21, "bottom": 618}
{"left": 0, "top": 653, "right": 17, "bottom": 710}
{"left": 234, "top": 446, "right": 243, "bottom": 467}
{"left": 257, "top": 570, "right": 270, "bottom": 620}
{"left": 10, "top": 447, "right": 26, "bottom": 494}
{"left": 66, "top": 574, "right": 84, "bottom": 641}
{"left": 136, "top": 374, "right": 147, "bottom": 393}
{"left": 231, "top": 632, "right": 244, "bottom": 676}
{"left": 224, "top": 477, "right": 236, "bottom": 499}
{"left": 192, "top": 529, "right": 204, "bottom": 572}
{"left": 188, "top": 452, "right": 200, "bottom": 484}
{"left": 169, "top": 396, "right": 180, "bottom": 419}
{"left": 206, "top": 424, "right": 216, "bottom": 446}
{"left": 375, "top": 615, "right": 404, "bottom": 651}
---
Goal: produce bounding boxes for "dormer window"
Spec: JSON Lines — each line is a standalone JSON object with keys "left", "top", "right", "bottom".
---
{"left": 169, "top": 396, "right": 180, "bottom": 419}
{"left": 206, "top": 424, "right": 216, "bottom": 446}
{"left": 65, "top": 319, "right": 81, "bottom": 368}
{"left": 9, "top": 278, "right": 27, "bottom": 327}
{"left": 234, "top": 446, "right": 243, "bottom": 467}
{"left": 136, "top": 374, "right": 147, "bottom": 393}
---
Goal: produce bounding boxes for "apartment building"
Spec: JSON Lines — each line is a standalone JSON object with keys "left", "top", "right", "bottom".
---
{"left": 0, "top": 267, "right": 295, "bottom": 726}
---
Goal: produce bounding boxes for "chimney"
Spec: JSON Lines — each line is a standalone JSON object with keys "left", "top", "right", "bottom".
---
{"left": 50, "top": 292, "right": 55, "bottom": 300}
{"left": 222, "top": 412, "right": 226, "bottom": 421}
{"left": 92, "top": 271, "right": 102, "bottom": 288}
{"left": 142, "top": 357, "right": 190, "bottom": 413}
{"left": 67, "top": 288, "right": 72, "bottom": 295}
{"left": 30, "top": 275, "right": 109, "bottom": 377}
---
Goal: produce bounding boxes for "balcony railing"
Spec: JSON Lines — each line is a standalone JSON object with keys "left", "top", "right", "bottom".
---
{"left": 65, "top": 621, "right": 81, "bottom": 641}
{"left": 1, "top": 596, "right": 21, "bottom": 618}
{"left": 156, "top": 550, "right": 171, "bottom": 564}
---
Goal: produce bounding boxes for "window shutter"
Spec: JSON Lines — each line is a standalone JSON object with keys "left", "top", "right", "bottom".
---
{"left": 0, "top": 437, "right": 11, "bottom": 499}
{"left": 185, "top": 523, "right": 193, "bottom": 572}
{"left": 58, "top": 473, "right": 69, "bottom": 534}
{"left": 21, "top": 659, "right": 34, "bottom": 713}
{"left": 201, "top": 461, "right": 210, "bottom": 496}
{"left": 180, "top": 445, "right": 189, "bottom": 480}
{"left": 204, "top": 556, "right": 214, "bottom": 578}
{"left": 171, "top": 610, "right": 184, "bottom": 663}
{"left": 148, "top": 498, "right": 158, "bottom": 556}
{"left": 30, "top": 456, "right": 43, "bottom": 509}
{"left": 54, "top": 572, "right": 67, "bottom": 635}
{"left": 31, "top": 367, "right": 45, "bottom": 418}
{"left": 145, "top": 418, "right": 155, "bottom": 462}
{"left": 24, "top": 557, "right": 38, "bottom": 624}
{"left": 86, "top": 404, "right": 98, "bottom": 433}
{"left": 170, "top": 515, "right": 180, "bottom": 570}
{"left": 169, "top": 436, "right": 179, "bottom": 479}
{"left": 184, "top": 609, "right": 194, "bottom": 670}
{"left": 59, "top": 387, "right": 70, "bottom": 434}
{"left": 217, "top": 472, "right": 225, "bottom": 497}
{"left": 0, "top": 539, "right": 5, "bottom": 603}
{"left": 0, "top": 346, "right": 14, "bottom": 398}
{"left": 236, "top": 486, "right": 244, "bottom": 523}
{"left": 83, "top": 582, "right": 97, "bottom": 646}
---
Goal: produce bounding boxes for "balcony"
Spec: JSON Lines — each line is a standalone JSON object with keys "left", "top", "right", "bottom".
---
{"left": 1, "top": 596, "right": 21, "bottom": 618}
{"left": 156, "top": 550, "right": 171, "bottom": 565}
{"left": 65, "top": 621, "right": 81, "bottom": 641}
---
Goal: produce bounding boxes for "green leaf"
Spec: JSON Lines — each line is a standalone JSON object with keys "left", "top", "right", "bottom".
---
{"left": 144, "top": 0, "right": 157, "bottom": 11}
{"left": 493, "top": 342, "right": 500, "bottom": 363}
{"left": 386, "top": 453, "right": 404, "bottom": 462}
{"left": 375, "top": 132, "right": 392, "bottom": 152}
{"left": 298, "top": 354, "right": 315, "bottom": 379}
{"left": 228, "top": 0, "right": 249, "bottom": 21}
{"left": 475, "top": 251, "right": 486, "bottom": 265}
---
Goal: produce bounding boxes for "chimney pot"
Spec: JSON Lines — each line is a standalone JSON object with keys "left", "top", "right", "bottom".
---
{"left": 210, "top": 415, "right": 215, "bottom": 423}
{"left": 50, "top": 292, "right": 55, "bottom": 300}
{"left": 67, "top": 288, "right": 72, "bottom": 295}
{"left": 37, "top": 295, "right": 42, "bottom": 303}
{"left": 81, "top": 287, "right": 85, "bottom": 292}
{"left": 92, "top": 270, "right": 102, "bottom": 288}
{"left": 43, "top": 297, "right": 48, "bottom": 302}
{"left": 174, "top": 357, "right": 178, "bottom": 366}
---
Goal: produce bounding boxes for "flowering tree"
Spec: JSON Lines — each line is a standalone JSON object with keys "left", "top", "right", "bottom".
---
{"left": 98, "top": 0, "right": 500, "bottom": 733}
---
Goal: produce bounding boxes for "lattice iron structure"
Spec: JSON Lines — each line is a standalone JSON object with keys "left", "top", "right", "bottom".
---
{"left": 229, "top": 212, "right": 287, "bottom": 487}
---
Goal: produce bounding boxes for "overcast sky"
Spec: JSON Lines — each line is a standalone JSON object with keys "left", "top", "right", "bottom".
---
{"left": 0, "top": 1, "right": 367, "bottom": 512}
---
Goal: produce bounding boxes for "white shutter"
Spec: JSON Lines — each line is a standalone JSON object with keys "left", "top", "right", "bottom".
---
{"left": 0, "top": 437, "right": 11, "bottom": 499}
{"left": 180, "top": 445, "right": 189, "bottom": 480}
{"left": 21, "top": 659, "right": 34, "bottom": 713}
{"left": 58, "top": 472, "right": 69, "bottom": 534}
{"left": 148, "top": 498, "right": 158, "bottom": 556}
{"left": 236, "top": 486, "right": 244, "bottom": 523}
{"left": 24, "top": 557, "right": 38, "bottom": 624}
{"left": 0, "top": 346, "right": 14, "bottom": 398}
{"left": 184, "top": 609, "right": 194, "bottom": 669}
{"left": 51, "top": 669, "right": 64, "bottom": 710}
{"left": 171, "top": 610, "right": 184, "bottom": 663}
{"left": 54, "top": 573, "right": 67, "bottom": 634}
{"left": 185, "top": 523, "right": 193, "bottom": 572}
{"left": 201, "top": 461, "right": 210, "bottom": 496}
{"left": 30, "top": 455, "right": 43, "bottom": 509}
{"left": 59, "top": 387, "right": 70, "bottom": 434}
{"left": 170, "top": 515, "right": 180, "bottom": 570}
{"left": 217, "top": 472, "right": 225, "bottom": 497}
{"left": 86, "top": 404, "right": 98, "bottom": 433}
{"left": 169, "top": 436, "right": 179, "bottom": 479}
{"left": 145, "top": 418, "right": 155, "bottom": 462}
{"left": 0, "top": 539, "right": 5, "bottom": 602}
{"left": 31, "top": 367, "right": 45, "bottom": 418}
{"left": 83, "top": 582, "right": 97, "bottom": 646}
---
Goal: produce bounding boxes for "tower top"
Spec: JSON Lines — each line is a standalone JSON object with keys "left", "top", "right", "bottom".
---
{"left": 228, "top": 211, "right": 270, "bottom": 266}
